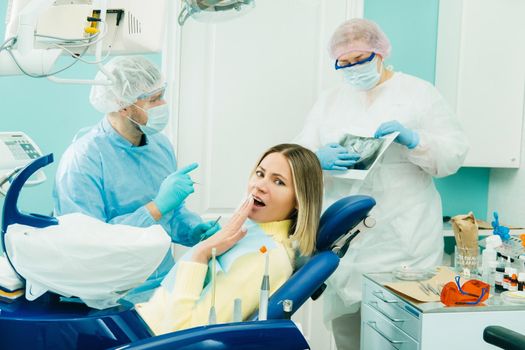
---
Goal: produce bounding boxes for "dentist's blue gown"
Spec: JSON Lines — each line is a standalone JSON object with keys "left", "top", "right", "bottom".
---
{"left": 53, "top": 117, "right": 202, "bottom": 300}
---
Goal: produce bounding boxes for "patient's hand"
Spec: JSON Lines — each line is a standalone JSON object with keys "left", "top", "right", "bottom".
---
{"left": 192, "top": 196, "right": 254, "bottom": 264}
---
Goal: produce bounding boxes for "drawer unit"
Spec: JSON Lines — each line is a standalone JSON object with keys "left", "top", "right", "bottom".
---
{"left": 363, "top": 272, "right": 525, "bottom": 350}
{"left": 363, "top": 278, "right": 421, "bottom": 340}
{"left": 362, "top": 304, "right": 419, "bottom": 350}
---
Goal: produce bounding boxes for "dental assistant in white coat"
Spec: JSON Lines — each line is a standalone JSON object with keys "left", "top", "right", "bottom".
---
{"left": 294, "top": 18, "right": 469, "bottom": 350}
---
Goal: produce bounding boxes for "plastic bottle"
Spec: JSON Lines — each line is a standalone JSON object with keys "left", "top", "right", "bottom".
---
{"left": 519, "top": 255, "right": 525, "bottom": 272}
{"left": 518, "top": 273, "right": 525, "bottom": 291}
{"left": 487, "top": 260, "right": 498, "bottom": 290}
{"left": 483, "top": 236, "right": 500, "bottom": 261}
{"left": 482, "top": 243, "right": 498, "bottom": 282}
{"left": 495, "top": 266, "right": 505, "bottom": 292}
{"left": 495, "top": 254, "right": 506, "bottom": 292}
{"left": 503, "top": 256, "right": 512, "bottom": 290}
{"left": 509, "top": 268, "right": 518, "bottom": 292}
{"left": 503, "top": 268, "right": 511, "bottom": 290}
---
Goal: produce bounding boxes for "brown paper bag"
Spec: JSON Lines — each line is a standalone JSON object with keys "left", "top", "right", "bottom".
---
{"left": 451, "top": 212, "right": 479, "bottom": 272}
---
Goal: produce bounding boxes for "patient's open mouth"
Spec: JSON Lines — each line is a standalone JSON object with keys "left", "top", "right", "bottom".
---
{"left": 252, "top": 195, "right": 266, "bottom": 207}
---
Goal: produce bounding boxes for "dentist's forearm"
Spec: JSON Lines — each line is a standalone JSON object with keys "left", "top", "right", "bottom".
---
{"left": 146, "top": 201, "right": 162, "bottom": 221}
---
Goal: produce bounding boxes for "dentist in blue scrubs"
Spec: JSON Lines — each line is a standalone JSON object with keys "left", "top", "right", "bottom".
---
{"left": 53, "top": 56, "right": 220, "bottom": 301}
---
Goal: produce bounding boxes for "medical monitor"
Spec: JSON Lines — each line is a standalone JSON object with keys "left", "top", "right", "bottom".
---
{"left": 5, "top": 0, "right": 168, "bottom": 55}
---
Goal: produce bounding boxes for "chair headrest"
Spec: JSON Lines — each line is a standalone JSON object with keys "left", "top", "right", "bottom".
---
{"left": 316, "top": 195, "right": 376, "bottom": 251}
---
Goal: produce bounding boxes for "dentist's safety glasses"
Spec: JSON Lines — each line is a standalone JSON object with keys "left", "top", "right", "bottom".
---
{"left": 440, "top": 276, "right": 490, "bottom": 306}
{"left": 136, "top": 84, "right": 167, "bottom": 102}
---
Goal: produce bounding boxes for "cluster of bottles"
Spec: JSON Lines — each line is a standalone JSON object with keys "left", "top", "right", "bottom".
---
{"left": 493, "top": 254, "right": 525, "bottom": 293}
{"left": 481, "top": 234, "right": 525, "bottom": 293}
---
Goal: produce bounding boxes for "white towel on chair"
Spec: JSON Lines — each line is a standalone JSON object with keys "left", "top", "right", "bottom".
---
{"left": 5, "top": 213, "right": 170, "bottom": 309}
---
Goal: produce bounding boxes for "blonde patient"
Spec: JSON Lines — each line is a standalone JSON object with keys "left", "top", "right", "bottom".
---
{"left": 135, "top": 143, "right": 323, "bottom": 334}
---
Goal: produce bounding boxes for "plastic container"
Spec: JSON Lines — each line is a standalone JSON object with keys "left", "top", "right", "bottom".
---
{"left": 501, "top": 291, "right": 525, "bottom": 304}
{"left": 392, "top": 266, "right": 436, "bottom": 281}
{"left": 455, "top": 246, "right": 480, "bottom": 274}
{"left": 486, "top": 260, "right": 498, "bottom": 289}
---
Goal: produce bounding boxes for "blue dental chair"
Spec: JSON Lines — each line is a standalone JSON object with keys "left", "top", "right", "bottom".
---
{"left": 0, "top": 154, "right": 376, "bottom": 350}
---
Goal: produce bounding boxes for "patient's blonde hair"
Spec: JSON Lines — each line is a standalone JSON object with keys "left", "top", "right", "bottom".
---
{"left": 254, "top": 144, "right": 323, "bottom": 256}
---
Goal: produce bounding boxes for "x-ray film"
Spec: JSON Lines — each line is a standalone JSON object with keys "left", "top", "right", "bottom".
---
{"left": 330, "top": 132, "right": 398, "bottom": 180}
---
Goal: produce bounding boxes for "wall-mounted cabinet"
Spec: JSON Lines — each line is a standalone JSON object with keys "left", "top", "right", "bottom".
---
{"left": 435, "top": 0, "right": 525, "bottom": 168}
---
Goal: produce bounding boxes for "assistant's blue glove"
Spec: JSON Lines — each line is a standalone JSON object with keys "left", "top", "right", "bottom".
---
{"left": 153, "top": 163, "right": 198, "bottom": 216}
{"left": 316, "top": 143, "right": 360, "bottom": 171}
{"left": 192, "top": 220, "right": 222, "bottom": 242}
{"left": 374, "top": 120, "right": 419, "bottom": 149}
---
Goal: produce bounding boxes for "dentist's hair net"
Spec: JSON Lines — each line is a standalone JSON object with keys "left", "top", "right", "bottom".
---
{"left": 90, "top": 56, "right": 164, "bottom": 113}
{"left": 329, "top": 18, "right": 391, "bottom": 60}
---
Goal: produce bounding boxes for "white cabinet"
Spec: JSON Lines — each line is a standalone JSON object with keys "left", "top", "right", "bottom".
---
{"left": 362, "top": 306, "right": 419, "bottom": 350}
{"left": 362, "top": 277, "right": 421, "bottom": 349}
{"left": 362, "top": 274, "right": 525, "bottom": 349}
{"left": 435, "top": 0, "right": 525, "bottom": 168}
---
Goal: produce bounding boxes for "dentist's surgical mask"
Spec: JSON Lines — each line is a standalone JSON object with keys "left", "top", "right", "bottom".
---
{"left": 128, "top": 103, "right": 169, "bottom": 135}
{"left": 340, "top": 55, "right": 382, "bottom": 91}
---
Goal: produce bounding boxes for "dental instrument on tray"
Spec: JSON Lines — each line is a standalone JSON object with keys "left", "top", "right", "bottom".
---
{"left": 233, "top": 298, "right": 242, "bottom": 322}
{"left": 208, "top": 247, "right": 217, "bottom": 325}
{"left": 258, "top": 245, "right": 269, "bottom": 321}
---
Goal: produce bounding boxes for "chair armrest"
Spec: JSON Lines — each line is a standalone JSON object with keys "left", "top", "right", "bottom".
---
{"left": 483, "top": 325, "right": 525, "bottom": 350}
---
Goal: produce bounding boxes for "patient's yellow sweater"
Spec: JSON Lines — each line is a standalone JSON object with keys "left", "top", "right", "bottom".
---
{"left": 135, "top": 220, "right": 294, "bottom": 335}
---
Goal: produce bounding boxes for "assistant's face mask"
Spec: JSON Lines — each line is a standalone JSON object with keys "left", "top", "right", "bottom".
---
{"left": 128, "top": 103, "right": 169, "bottom": 135}
{"left": 341, "top": 55, "right": 382, "bottom": 91}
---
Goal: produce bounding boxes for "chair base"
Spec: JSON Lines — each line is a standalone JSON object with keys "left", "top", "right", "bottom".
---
{"left": 0, "top": 294, "right": 151, "bottom": 350}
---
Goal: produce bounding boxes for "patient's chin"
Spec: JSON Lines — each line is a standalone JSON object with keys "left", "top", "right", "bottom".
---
{"left": 248, "top": 211, "right": 286, "bottom": 224}
{"left": 248, "top": 211, "right": 267, "bottom": 223}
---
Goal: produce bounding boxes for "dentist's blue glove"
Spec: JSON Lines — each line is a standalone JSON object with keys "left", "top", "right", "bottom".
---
{"left": 192, "top": 220, "right": 222, "bottom": 242}
{"left": 153, "top": 163, "right": 198, "bottom": 216}
{"left": 316, "top": 143, "right": 360, "bottom": 170}
{"left": 374, "top": 120, "right": 420, "bottom": 149}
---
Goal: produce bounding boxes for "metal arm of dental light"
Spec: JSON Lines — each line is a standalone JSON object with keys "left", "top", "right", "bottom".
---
{"left": 1, "top": 0, "right": 113, "bottom": 85}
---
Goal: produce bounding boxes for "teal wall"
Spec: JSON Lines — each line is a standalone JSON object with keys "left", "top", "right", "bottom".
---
{"left": 0, "top": 2, "right": 96, "bottom": 219}
{"left": 0, "top": 1, "right": 489, "bottom": 226}
{"left": 365, "top": 0, "right": 490, "bottom": 220}
{"left": 0, "top": 2, "right": 159, "bottom": 225}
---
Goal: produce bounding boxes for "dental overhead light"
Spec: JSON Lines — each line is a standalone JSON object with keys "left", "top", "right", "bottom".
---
{"left": 1, "top": 0, "right": 168, "bottom": 83}
{"left": 0, "top": 0, "right": 255, "bottom": 81}
{"left": 178, "top": 0, "right": 255, "bottom": 26}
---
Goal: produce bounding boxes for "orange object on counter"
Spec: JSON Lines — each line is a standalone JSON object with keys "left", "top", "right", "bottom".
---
{"left": 440, "top": 276, "right": 490, "bottom": 306}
